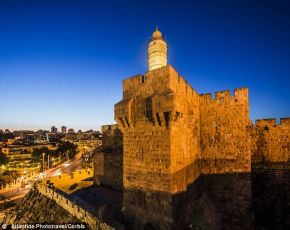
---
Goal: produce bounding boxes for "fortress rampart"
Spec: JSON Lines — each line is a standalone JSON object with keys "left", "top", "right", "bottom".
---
{"left": 115, "top": 65, "right": 201, "bottom": 228}
{"left": 199, "top": 87, "right": 252, "bottom": 174}
{"left": 94, "top": 124, "right": 123, "bottom": 190}
{"left": 115, "top": 65, "right": 257, "bottom": 195}
{"left": 252, "top": 117, "right": 290, "bottom": 163}
{"left": 104, "top": 28, "right": 290, "bottom": 229}
{"left": 35, "top": 182, "right": 124, "bottom": 230}
{"left": 116, "top": 65, "right": 201, "bottom": 194}
{"left": 113, "top": 63, "right": 290, "bottom": 229}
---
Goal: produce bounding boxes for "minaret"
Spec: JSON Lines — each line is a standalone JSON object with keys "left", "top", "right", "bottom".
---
{"left": 148, "top": 27, "right": 167, "bottom": 71}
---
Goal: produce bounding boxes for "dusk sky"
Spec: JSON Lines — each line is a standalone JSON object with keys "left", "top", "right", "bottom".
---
{"left": 0, "top": 0, "right": 290, "bottom": 131}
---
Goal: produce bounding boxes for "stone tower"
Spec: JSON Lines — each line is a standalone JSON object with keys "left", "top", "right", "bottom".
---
{"left": 148, "top": 27, "right": 167, "bottom": 71}
{"left": 115, "top": 28, "right": 254, "bottom": 229}
{"left": 115, "top": 28, "right": 200, "bottom": 229}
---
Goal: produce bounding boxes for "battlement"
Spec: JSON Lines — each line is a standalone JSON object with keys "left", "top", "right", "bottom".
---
{"left": 122, "top": 65, "right": 198, "bottom": 99}
{"left": 112, "top": 29, "right": 290, "bottom": 229}
{"left": 101, "top": 124, "right": 119, "bottom": 133}
{"left": 101, "top": 124, "right": 122, "bottom": 151}
{"left": 215, "top": 90, "right": 231, "bottom": 99}
{"left": 123, "top": 74, "right": 144, "bottom": 98}
{"left": 255, "top": 118, "right": 276, "bottom": 127}
{"left": 254, "top": 117, "right": 290, "bottom": 163}
{"left": 35, "top": 183, "right": 123, "bottom": 229}
{"left": 255, "top": 117, "right": 290, "bottom": 127}
{"left": 115, "top": 65, "right": 199, "bottom": 130}
{"left": 280, "top": 117, "right": 290, "bottom": 126}
{"left": 199, "top": 88, "right": 248, "bottom": 102}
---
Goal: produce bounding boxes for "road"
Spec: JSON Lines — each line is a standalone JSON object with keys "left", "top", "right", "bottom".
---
{"left": 47, "top": 153, "right": 82, "bottom": 177}
{"left": 0, "top": 153, "right": 83, "bottom": 220}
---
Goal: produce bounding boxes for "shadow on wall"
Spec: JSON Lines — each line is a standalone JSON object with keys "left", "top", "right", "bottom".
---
{"left": 121, "top": 164, "right": 289, "bottom": 230}
{"left": 121, "top": 173, "right": 252, "bottom": 230}
{"left": 69, "top": 184, "right": 123, "bottom": 227}
{"left": 252, "top": 161, "right": 290, "bottom": 230}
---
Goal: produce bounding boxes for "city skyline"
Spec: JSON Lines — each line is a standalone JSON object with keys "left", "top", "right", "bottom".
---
{"left": 1, "top": 0, "right": 290, "bottom": 130}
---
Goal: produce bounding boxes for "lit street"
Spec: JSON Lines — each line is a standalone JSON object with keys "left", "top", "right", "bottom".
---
{"left": 0, "top": 153, "right": 83, "bottom": 220}
{"left": 46, "top": 152, "right": 82, "bottom": 177}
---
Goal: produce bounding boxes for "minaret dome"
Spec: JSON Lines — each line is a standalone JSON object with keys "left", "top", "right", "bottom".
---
{"left": 148, "top": 27, "right": 167, "bottom": 71}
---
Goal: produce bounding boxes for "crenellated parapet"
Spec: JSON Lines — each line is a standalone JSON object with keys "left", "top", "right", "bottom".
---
{"left": 110, "top": 28, "right": 290, "bottom": 230}
{"left": 115, "top": 65, "right": 201, "bottom": 191}
{"left": 199, "top": 87, "right": 252, "bottom": 174}
{"left": 199, "top": 87, "right": 248, "bottom": 103}
{"left": 252, "top": 117, "right": 290, "bottom": 163}
{"left": 115, "top": 65, "right": 199, "bottom": 131}
{"left": 255, "top": 118, "right": 277, "bottom": 127}
{"left": 255, "top": 117, "right": 290, "bottom": 128}
{"left": 115, "top": 64, "right": 202, "bottom": 229}
{"left": 281, "top": 117, "right": 290, "bottom": 126}
{"left": 35, "top": 183, "right": 123, "bottom": 230}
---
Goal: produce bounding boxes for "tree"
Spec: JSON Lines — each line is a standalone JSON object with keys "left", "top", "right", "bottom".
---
{"left": 0, "top": 170, "right": 19, "bottom": 187}
{"left": 0, "top": 151, "right": 8, "bottom": 165}
{"left": 0, "top": 132, "right": 15, "bottom": 142}
{"left": 56, "top": 141, "right": 77, "bottom": 159}
{"left": 31, "top": 147, "right": 53, "bottom": 162}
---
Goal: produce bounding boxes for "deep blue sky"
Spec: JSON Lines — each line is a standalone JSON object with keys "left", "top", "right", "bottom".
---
{"left": 0, "top": 0, "right": 290, "bottom": 131}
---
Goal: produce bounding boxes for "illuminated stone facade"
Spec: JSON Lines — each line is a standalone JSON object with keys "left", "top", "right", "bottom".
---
{"left": 115, "top": 65, "right": 255, "bottom": 228}
{"left": 113, "top": 29, "right": 290, "bottom": 229}
{"left": 7, "top": 28, "right": 289, "bottom": 230}
{"left": 94, "top": 124, "right": 123, "bottom": 190}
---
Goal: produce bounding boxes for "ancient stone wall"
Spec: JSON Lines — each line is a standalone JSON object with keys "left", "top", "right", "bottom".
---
{"left": 199, "top": 89, "right": 254, "bottom": 229}
{"left": 101, "top": 124, "right": 123, "bottom": 151}
{"left": 94, "top": 151, "right": 123, "bottom": 190}
{"left": 115, "top": 65, "right": 202, "bottom": 228}
{"left": 199, "top": 88, "right": 252, "bottom": 174}
{"left": 202, "top": 173, "right": 254, "bottom": 230}
{"left": 252, "top": 118, "right": 290, "bottom": 163}
{"left": 115, "top": 65, "right": 201, "bottom": 193}
{"left": 35, "top": 183, "right": 123, "bottom": 230}
{"left": 252, "top": 162, "right": 290, "bottom": 229}
{"left": 4, "top": 183, "right": 124, "bottom": 230}
{"left": 94, "top": 125, "right": 123, "bottom": 190}
{"left": 113, "top": 63, "right": 289, "bottom": 229}
{"left": 3, "top": 188, "right": 81, "bottom": 226}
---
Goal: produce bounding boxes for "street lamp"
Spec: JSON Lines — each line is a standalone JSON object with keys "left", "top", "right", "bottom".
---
{"left": 42, "top": 152, "right": 45, "bottom": 172}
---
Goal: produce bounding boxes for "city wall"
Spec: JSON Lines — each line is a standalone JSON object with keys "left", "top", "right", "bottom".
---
{"left": 35, "top": 183, "right": 124, "bottom": 230}
{"left": 94, "top": 125, "right": 123, "bottom": 190}
{"left": 115, "top": 65, "right": 201, "bottom": 194}
{"left": 101, "top": 125, "right": 123, "bottom": 151}
{"left": 115, "top": 65, "right": 203, "bottom": 228}
{"left": 199, "top": 88, "right": 252, "bottom": 174}
{"left": 252, "top": 118, "right": 290, "bottom": 163}
{"left": 94, "top": 151, "right": 123, "bottom": 190}
{"left": 111, "top": 64, "right": 290, "bottom": 229}
{"left": 198, "top": 88, "right": 254, "bottom": 229}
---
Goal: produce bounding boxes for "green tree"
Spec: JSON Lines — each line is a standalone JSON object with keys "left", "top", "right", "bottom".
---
{"left": 57, "top": 141, "right": 77, "bottom": 159}
{"left": 0, "top": 151, "right": 8, "bottom": 165}
{"left": 0, "top": 170, "right": 19, "bottom": 187}
{"left": 32, "top": 147, "right": 50, "bottom": 161}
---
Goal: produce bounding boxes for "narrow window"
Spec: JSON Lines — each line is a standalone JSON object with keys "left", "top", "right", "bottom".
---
{"left": 156, "top": 113, "right": 162, "bottom": 126}
{"left": 164, "top": 112, "right": 171, "bottom": 127}
{"left": 145, "top": 97, "right": 153, "bottom": 122}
